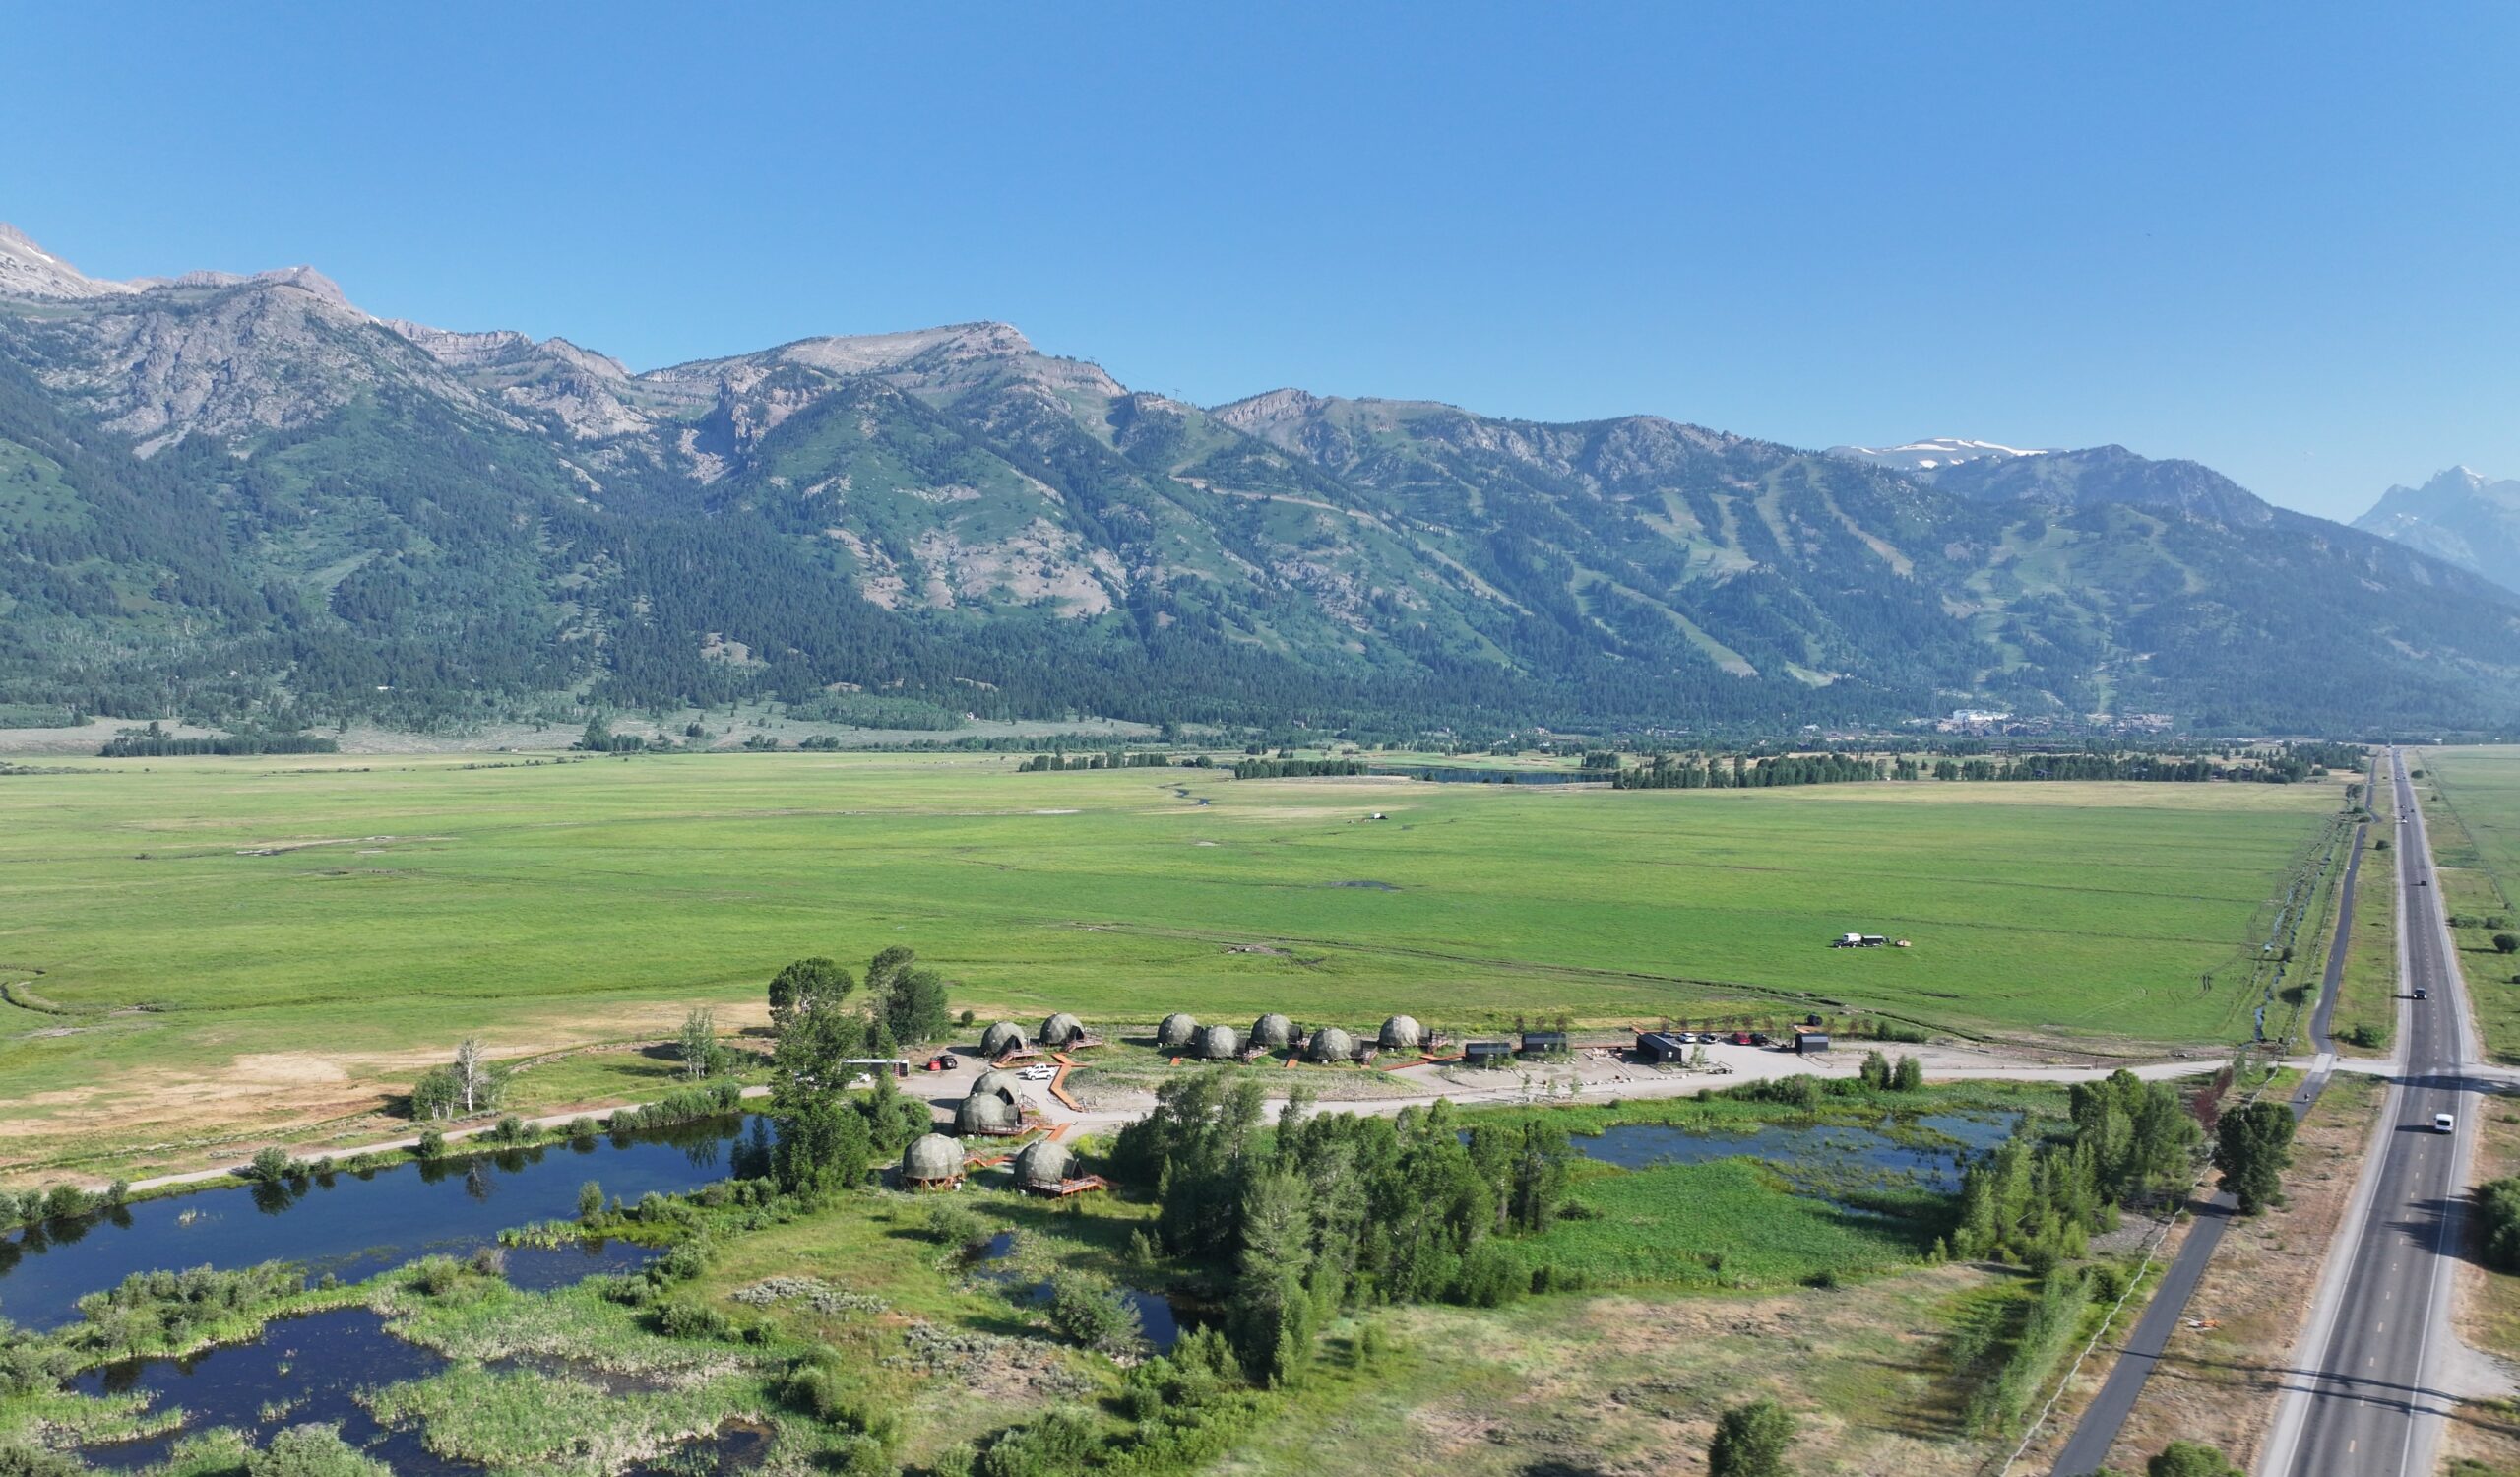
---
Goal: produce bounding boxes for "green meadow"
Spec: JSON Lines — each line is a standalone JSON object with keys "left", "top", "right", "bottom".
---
{"left": 0, "top": 751, "right": 2342, "bottom": 1165}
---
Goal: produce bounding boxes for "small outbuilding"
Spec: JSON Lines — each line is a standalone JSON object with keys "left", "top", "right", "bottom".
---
{"left": 1249, "top": 1012, "right": 1297, "bottom": 1052}
{"left": 1039, "top": 1012, "right": 1088, "bottom": 1049}
{"left": 1793, "top": 1027, "right": 1832, "bottom": 1056}
{"left": 1378, "top": 1015, "right": 1426, "bottom": 1052}
{"left": 980, "top": 1021, "right": 1028, "bottom": 1059}
{"left": 956, "top": 1088, "right": 1023, "bottom": 1136}
{"left": 1463, "top": 1040, "right": 1512, "bottom": 1067}
{"left": 1635, "top": 1031, "right": 1687, "bottom": 1064}
{"left": 1197, "top": 1024, "right": 1244, "bottom": 1060}
{"left": 1304, "top": 1026, "right": 1358, "bottom": 1063}
{"left": 1157, "top": 1013, "right": 1201, "bottom": 1052}
{"left": 1519, "top": 1030, "right": 1569, "bottom": 1059}
{"left": 901, "top": 1132, "right": 967, "bottom": 1188}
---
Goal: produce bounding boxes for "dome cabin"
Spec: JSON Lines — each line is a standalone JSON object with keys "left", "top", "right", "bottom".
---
{"left": 1012, "top": 1138, "right": 1073, "bottom": 1193}
{"left": 901, "top": 1132, "right": 966, "bottom": 1188}
{"left": 1249, "top": 1013, "right": 1297, "bottom": 1052}
{"left": 1378, "top": 1015, "right": 1426, "bottom": 1052}
{"left": 971, "top": 1067, "right": 1027, "bottom": 1100}
{"left": 1197, "top": 1024, "right": 1243, "bottom": 1060}
{"left": 1039, "top": 1012, "right": 1087, "bottom": 1049}
{"left": 980, "top": 1021, "right": 1027, "bottom": 1060}
{"left": 1304, "top": 1026, "right": 1357, "bottom": 1063}
{"left": 1156, "top": 1013, "right": 1200, "bottom": 1052}
{"left": 956, "top": 1087, "right": 1022, "bottom": 1136}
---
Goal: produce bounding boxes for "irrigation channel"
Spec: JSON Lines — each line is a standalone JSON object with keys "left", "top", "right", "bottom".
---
{"left": 9, "top": 1106, "right": 2024, "bottom": 1473}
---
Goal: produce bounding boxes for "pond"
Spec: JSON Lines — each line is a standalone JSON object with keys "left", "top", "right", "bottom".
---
{"left": 1570, "top": 1112, "right": 2020, "bottom": 1194}
{"left": 0, "top": 1117, "right": 755, "bottom": 1330}
{"left": 73, "top": 1305, "right": 765, "bottom": 1476}
{"left": 75, "top": 1305, "right": 461, "bottom": 1474}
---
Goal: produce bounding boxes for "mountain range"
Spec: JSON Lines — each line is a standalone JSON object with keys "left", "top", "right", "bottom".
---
{"left": 1, "top": 223, "right": 2514, "bottom": 738}
{"left": 2354, "top": 466, "right": 2520, "bottom": 596}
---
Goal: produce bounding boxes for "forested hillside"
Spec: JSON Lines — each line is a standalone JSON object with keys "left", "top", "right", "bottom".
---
{"left": 2, "top": 225, "right": 2514, "bottom": 738}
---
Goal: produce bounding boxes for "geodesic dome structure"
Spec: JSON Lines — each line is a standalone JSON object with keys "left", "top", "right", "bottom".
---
{"left": 1157, "top": 1013, "right": 1200, "bottom": 1051}
{"left": 1197, "top": 1024, "right": 1243, "bottom": 1060}
{"left": 1378, "top": 1014, "right": 1426, "bottom": 1052}
{"left": 980, "top": 1021, "right": 1027, "bottom": 1059}
{"left": 1304, "top": 1026, "right": 1357, "bottom": 1063}
{"left": 956, "top": 1088, "right": 1021, "bottom": 1135}
{"left": 1249, "top": 1013, "right": 1296, "bottom": 1052}
{"left": 1039, "top": 1012, "right": 1087, "bottom": 1048}
{"left": 972, "top": 1067, "right": 1027, "bottom": 1099}
{"left": 1012, "top": 1138, "right": 1074, "bottom": 1191}
{"left": 902, "top": 1132, "right": 965, "bottom": 1186}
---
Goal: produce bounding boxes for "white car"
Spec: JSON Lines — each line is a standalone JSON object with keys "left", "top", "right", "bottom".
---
{"left": 2434, "top": 1112, "right": 2456, "bottom": 1133}
{"left": 1020, "top": 1065, "right": 1057, "bottom": 1082}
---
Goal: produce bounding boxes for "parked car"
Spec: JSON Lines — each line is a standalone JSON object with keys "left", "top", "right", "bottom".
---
{"left": 1020, "top": 1065, "right": 1056, "bottom": 1082}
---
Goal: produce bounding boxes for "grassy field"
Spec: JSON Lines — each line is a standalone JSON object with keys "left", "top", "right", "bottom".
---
{"left": 0, "top": 752, "right": 2346, "bottom": 1171}
{"left": 2410, "top": 749, "right": 2520, "bottom": 1062}
{"left": 2330, "top": 777, "right": 2399, "bottom": 1056}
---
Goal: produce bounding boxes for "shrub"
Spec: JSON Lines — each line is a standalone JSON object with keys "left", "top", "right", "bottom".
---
{"left": 658, "top": 1300, "right": 734, "bottom": 1341}
{"left": 1709, "top": 1398, "right": 1796, "bottom": 1477}
{"left": 925, "top": 1202, "right": 988, "bottom": 1250}
{"left": 43, "top": 1185, "right": 92, "bottom": 1221}
{"left": 410, "top": 1256, "right": 465, "bottom": 1296}
{"left": 492, "top": 1115, "right": 527, "bottom": 1143}
{"left": 2495, "top": 933, "right": 2519, "bottom": 955}
{"left": 2348, "top": 1022, "right": 2386, "bottom": 1049}
{"left": 1043, "top": 1268, "right": 1142, "bottom": 1354}
{"left": 104, "top": 1179, "right": 130, "bottom": 1207}
{"left": 414, "top": 1128, "right": 446, "bottom": 1161}
{"left": 2148, "top": 1441, "right": 2242, "bottom": 1477}
{"left": 245, "top": 1423, "right": 392, "bottom": 1477}
{"left": 578, "top": 1181, "right": 605, "bottom": 1221}
{"left": 244, "top": 1146, "right": 293, "bottom": 1184}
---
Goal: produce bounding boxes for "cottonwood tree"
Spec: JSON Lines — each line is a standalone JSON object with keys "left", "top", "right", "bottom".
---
{"left": 2214, "top": 1101, "right": 2297, "bottom": 1215}
{"left": 767, "top": 957, "right": 852, "bottom": 1030}
{"left": 678, "top": 1007, "right": 723, "bottom": 1080}
{"left": 452, "top": 1038, "right": 502, "bottom": 1115}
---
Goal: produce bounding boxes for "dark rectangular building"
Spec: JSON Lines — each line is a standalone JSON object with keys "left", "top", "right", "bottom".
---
{"left": 1636, "top": 1031, "right": 1687, "bottom": 1063}
{"left": 1519, "top": 1030, "right": 1569, "bottom": 1058}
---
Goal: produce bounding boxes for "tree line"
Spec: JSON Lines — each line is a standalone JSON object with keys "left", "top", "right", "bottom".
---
{"left": 1111, "top": 1072, "right": 1577, "bottom": 1386}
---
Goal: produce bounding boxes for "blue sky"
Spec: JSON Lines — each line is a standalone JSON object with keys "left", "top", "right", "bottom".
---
{"left": 4, "top": 2, "right": 2513, "bottom": 520}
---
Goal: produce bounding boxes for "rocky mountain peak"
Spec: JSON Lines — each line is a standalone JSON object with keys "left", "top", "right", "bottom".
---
{"left": 0, "top": 223, "right": 135, "bottom": 300}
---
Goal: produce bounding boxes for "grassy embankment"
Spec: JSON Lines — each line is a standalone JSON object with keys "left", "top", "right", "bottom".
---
{"left": 2328, "top": 765, "right": 2400, "bottom": 1056}
{"left": 2410, "top": 750, "right": 2520, "bottom": 1062}
{"left": 0, "top": 752, "right": 2345, "bottom": 1179}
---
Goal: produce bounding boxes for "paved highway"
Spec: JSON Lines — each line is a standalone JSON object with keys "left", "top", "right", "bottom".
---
{"left": 2259, "top": 749, "right": 2477, "bottom": 1476}
{"left": 2048, "top": 763, "right": 2369, "bottom": 1476}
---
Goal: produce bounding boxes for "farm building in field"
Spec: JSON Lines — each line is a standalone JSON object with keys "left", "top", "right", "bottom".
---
{"left": 1197, "top": 1024, "right": 1244, "bottom": 1060}
{"left": 900, "top": 1133, "right": 966, "bottom": 1188}
{"left": 1157, "top": 1013, "right": 1200, "bottom": 1052}
{"left": 1793, "top": 1026, "right": 1832, "bottom": 1055}
{"left": 1463, "top": 1040, "right": 1512, "bottom": 1067}
{"left": 1635, "top": 1031, "right": 1687, "bottom": 1064}
{"left": 1249, "top": 1012, "right": 1297, "bottom": 1052}
{"left": 1519, "top": 1030, "right": 1569, "bottom": 1058}
{"left": 980, "top": 1022, "right": 1028, "bottom": 1059}
{"left": 1304, "top": 1026, "right": 1358, "bottom": 1063}
{"left": 1378, "top": 1015, "right": 1426, "bottom": 1052}
{"left": 1038, "top": 1013, "right": 1089, "bottom": 1049}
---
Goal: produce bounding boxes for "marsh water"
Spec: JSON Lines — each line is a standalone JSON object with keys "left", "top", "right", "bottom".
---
{"left": 1569, "top": 1112, "right": 2020, "bottom": 1194}
{"left": 26, "top": 1106, "right": 2007, "bottom": 1471}
{"left": 1369, "top": 764, "right": 1603, "bottom": 785}
{"left": 0, "top": 1117, "right": 752, "bottom": 1330}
